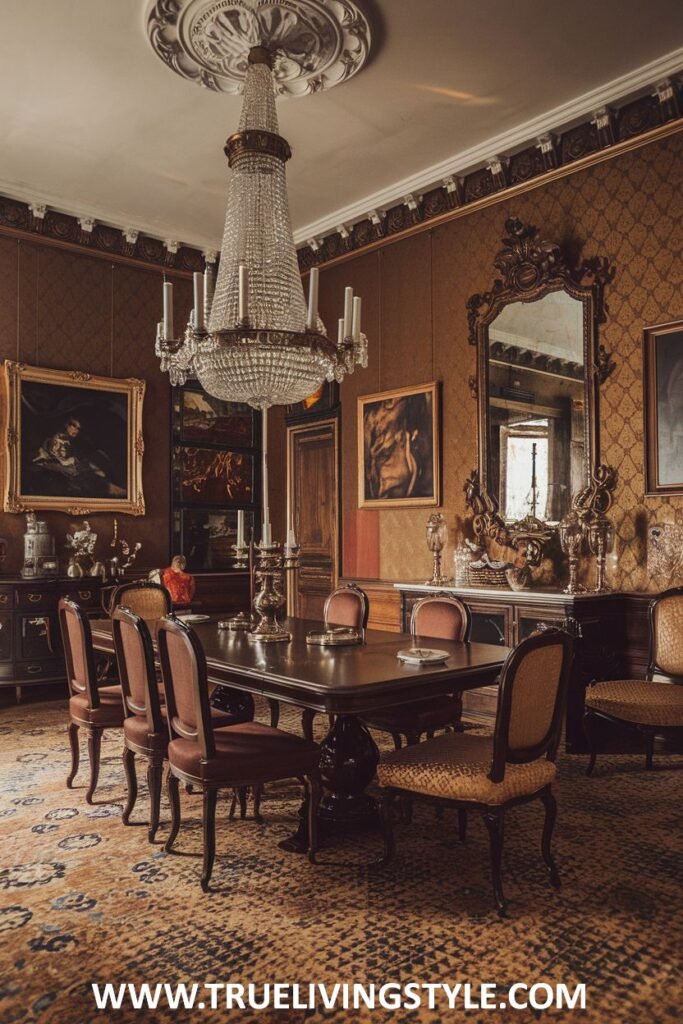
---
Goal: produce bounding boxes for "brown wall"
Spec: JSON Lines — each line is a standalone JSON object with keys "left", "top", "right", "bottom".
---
{"left": 308, "top": 131, "right": 683, "bottom": 592}
{"left": 0, "top": 238, "right": 192, "bottom": 573}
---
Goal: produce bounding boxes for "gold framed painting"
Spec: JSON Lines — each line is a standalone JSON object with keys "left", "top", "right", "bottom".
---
{"left": 644, "top": 319, "right": 683, "bottom": 496}
{"left": 357, "top": 381, "right": 440, "bottom": 508}
{"left": 1, "top": 361, "right": 145, "bottom": 515}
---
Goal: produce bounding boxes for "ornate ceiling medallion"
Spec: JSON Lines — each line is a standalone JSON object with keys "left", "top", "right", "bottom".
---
{"left": 147, "top": 0, "right": 371, "bottom": 96}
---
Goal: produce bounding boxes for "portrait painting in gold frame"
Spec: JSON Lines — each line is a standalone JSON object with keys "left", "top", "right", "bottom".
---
{"left": 358, "top": 381, "right": 440, "bottom": 509}
{"left": 1, "top": 361, "right": 145, "bottom": 516}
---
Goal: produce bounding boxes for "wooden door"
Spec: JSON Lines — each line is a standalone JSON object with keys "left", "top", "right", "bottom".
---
{"left": 287, "top": 418, "right": 339, "bottom": 620}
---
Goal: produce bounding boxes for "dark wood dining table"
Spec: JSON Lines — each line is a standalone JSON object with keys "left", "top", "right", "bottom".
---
{"left": 90, "top": 615, "right": 508, "bottom": 850}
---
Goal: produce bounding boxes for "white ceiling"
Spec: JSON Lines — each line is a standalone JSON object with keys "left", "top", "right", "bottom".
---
{"left": 1, "top": 0, "right": 682, "bottom": 252}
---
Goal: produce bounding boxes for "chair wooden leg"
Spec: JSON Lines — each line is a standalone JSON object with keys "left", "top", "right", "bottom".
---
{"left": 483, "top": 809, "right": 507, "bottom": 916}
{"left": 147, "top": 757, "right": 163, "bottom": 843}
{"left": 268, "top": 698, "right": 280, "bottom": 728}
{"left": 122, "top": 747, "right": 137, "bottom": 824}
{"left": 66, "top": 722, "right": 80, "bottom": 788}
{"left": 301, "top": 708, "right": 315, "bottom": 742}
{"left": 584, "top": 711, "right": 599, "bottom": 776}
{"left": 253, "top": 784, "right": 263, "bottom": 823}
{"left": 380, "top": 791, "right": 396, "bottom": 865}
{"left": 540, "top": 786, "right": 560, "bottom": 889}
{"left": 305, "top": 771, "right": 322, "bottom": 863}
{"left": 85, "top": 727, "right": 102, "bottom": 805}
{"left": 458, "top": 808, "right": 467, "bottom": 841}
{"left": 645, "top": 732, "right": 655, "bottom": 770}
{"left": 165, "top": 773, "right": 181, "bottom": 853}
{"left": 201, "top": 788, "right": 218, "bottom": 892}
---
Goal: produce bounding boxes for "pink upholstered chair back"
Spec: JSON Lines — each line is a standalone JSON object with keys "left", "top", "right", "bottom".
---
{"left": 58, "top": 598, "right": 99, "bottom": 707}
{"left": 410, "top": 595, "right": 471, "bottom": 642}
{"left": 112, "top": 606, "right": 163, "bottom": 733}
{"left": 324, "top": 584, "right": 369, "bottom": 633}
{"left": 157, "top": 616, "right": 215, "bottom": 758}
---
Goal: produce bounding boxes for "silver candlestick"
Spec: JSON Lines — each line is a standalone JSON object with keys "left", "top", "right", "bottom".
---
{"left": 248, "top": 542, "right": 291, "bottom": 643}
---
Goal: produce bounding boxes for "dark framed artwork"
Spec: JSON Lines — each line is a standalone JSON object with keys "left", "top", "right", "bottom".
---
{"left": 174, "top": 388, "right": 255, "bottom": 446}
{"left": 1, "top": 361, "right": 145, "bottom": 515}
{"left": 286, "top": 379, "right": 339, "bottom": 422}
{"left": 173, "top": 446, "right": 254, "bottom": 506}
{"left": 174, "top": 508, "right": 256, "bottom": 571}
{"left": 644, "top": 320, "right": 683, "bottom": 496}
{"left": 357, "top": 381, "right": 440, "bottom": 508}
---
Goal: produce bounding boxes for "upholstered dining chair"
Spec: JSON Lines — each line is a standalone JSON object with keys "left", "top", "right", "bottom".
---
{"left": 157, "top": 616, "right": 322, "bottom": 891}
{"left": 113, "top": 606, "right": 257, "bottom": 835}
{"left": 377, "top": 629, "right": 573, "bottom": 916}
{"left": 360, "top": 595, "right": 471, "bottom": 748}
{"left": 112, "top": 606, "right": 168, "bottom": 842}
{"left": 584, "top": 586, "right": 683, "bottom": 773}
{"left": 59, "top": 598, "right": 125, "bottom": 804}
{"left": 300, "top": 583, "right": 370, "bottom": 741}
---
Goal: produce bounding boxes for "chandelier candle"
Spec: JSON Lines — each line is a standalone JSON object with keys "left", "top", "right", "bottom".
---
{"left": 306, "top": 267, "right": 319, "bottom": 331}
{"left": 163, "top": 281, "right": 174, "bottom": 342}
{"left": 193, "top": 273, "right": 204, "bottom": 331}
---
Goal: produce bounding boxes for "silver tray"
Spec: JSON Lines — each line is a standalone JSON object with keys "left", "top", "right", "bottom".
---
{"left": 306, "top": 628, "right": 362, "bottom": 647}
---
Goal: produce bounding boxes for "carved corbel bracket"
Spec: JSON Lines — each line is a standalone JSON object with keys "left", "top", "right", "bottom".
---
{"left": 571, "top": 463, "right": 618, "bottom": 523}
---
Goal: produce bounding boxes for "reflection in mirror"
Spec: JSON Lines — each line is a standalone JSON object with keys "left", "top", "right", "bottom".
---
{"left": 487, "top": 290, "right": 584, "bottom": 523}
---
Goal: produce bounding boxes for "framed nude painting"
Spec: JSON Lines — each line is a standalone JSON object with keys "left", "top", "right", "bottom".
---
{"left": 644, "top": 320, "right": 683, "bottom": 496}
{"left": 1, "top": 361, "right": 145, "bottom": 515}
{"left": 357, "top": 381, "right": 440, "bottom": 508}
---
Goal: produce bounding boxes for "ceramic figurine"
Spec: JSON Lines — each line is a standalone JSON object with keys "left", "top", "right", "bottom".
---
{"left": 161, "top": 555, "right": 196, "bottom": 605}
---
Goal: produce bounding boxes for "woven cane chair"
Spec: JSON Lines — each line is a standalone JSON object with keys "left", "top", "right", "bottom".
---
{"left": 377, "top": 629, "right": 573, "bottom": 916}
{"left": 584, "top": 587, "right": 683, "bottom": 773}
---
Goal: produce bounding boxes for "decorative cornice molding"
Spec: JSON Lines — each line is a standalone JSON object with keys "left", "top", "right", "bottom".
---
{"left": 295, "top": 50, "right": 683, "bottom": 262}
{"left": 0, "top": 195, "right": 207, "bottom": 273}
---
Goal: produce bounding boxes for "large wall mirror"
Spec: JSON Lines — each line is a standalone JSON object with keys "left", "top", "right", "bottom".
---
{"left": 466, "top": 218, "right": 614, "bottom": 555}
{"left": 488, "top": 288, "right": 588, "bottom": 524}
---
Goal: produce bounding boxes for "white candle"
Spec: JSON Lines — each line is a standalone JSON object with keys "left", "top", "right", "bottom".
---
{"left": 343, "top": 286, "right": 353, "bottom": 339}
{"left": 307, "top": 267, "right": 319, "bottom": 330}
{"left": 238, "top": 264, "right": 249, "bottom": 323}
{"left": 193, "top": 272, "right": 204, "bottom": 331}
{"left": 203, "top": 268, "right": 214, "bottom": 326}
{"left": 163, "top": 281, "right": 174, "bottom": 341}
{"left": 352, "top": 295, "right": 362, "bottom": 341}
{"left": 261, "top": 407, "right": 270, "bottom": 545}
{"left": 337, "top": 317, "right": 344, "bottom": 346}
{"left": 236, "top": 509, "right": 245, "bottom": 548}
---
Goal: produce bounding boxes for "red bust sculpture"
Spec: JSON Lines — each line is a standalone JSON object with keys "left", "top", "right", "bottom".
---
{"left": 161, "top": 555, "right": 196, "bottom": 606}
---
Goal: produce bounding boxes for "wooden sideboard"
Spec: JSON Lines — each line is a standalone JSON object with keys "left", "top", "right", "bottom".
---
{"left": 395, "top": 583, "right": 654, "bottom": 753}
{"left": 0, "top": 571, "right": 250, "bottom": 700}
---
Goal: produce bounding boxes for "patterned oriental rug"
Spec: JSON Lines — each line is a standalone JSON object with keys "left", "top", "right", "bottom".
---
{"left": 0, "top": 698, "right": 681, "bottom": 1024}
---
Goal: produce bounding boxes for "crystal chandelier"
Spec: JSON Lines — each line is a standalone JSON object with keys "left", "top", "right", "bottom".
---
{"left": 155, "top": 46, "right": 368, "bottom": 408}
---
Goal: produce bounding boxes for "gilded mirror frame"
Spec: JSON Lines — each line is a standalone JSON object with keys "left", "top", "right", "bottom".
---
{"left": 465, "top": 218, "right": 615, "bottom": 557}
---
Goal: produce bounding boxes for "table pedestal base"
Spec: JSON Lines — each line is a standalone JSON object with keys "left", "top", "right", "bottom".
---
{"left": 279, "top": 714, "right": 380, "bottom": 853}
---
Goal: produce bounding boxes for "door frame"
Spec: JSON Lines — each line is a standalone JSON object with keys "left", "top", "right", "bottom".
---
{"left": 286, "top": 415, "right": 340, "bottom": 617}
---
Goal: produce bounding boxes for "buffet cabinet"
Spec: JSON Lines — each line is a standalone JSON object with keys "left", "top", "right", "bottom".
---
{"left": 395, "top": 583, "right": 653, "bottom": 753}
{"left": 0, "top": 572, "right": 251, "bottom": 700}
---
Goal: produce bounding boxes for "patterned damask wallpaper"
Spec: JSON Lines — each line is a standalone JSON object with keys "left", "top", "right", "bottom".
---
{"left": 321, "top": 132, "right": 683, "bottom": 592}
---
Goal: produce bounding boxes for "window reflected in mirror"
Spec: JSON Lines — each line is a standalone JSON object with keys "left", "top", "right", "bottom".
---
{"left": 487, "top": 290, "right": 585, "bottom": 523}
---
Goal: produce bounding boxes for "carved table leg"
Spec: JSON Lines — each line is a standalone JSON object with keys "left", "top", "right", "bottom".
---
{"left": 279, "top": 714, "right": 379, "bottom": 853}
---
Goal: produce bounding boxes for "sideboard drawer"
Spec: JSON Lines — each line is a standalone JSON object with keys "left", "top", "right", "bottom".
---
{"left": 0, "top": 586, "right": 13, "bottom": 608}
{"left": 59, "top": 584, "right": 100, "bottom": 609}
{"left": 14, "top": 659, "right": 64, "bottom": 683}
{"left": 16, "top": 587, "right": 57, "bottom": 611}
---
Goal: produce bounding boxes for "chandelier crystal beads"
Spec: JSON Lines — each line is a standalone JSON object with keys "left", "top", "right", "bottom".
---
{"left": 155, "top": 42, "right": 368, "bottom": 408}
